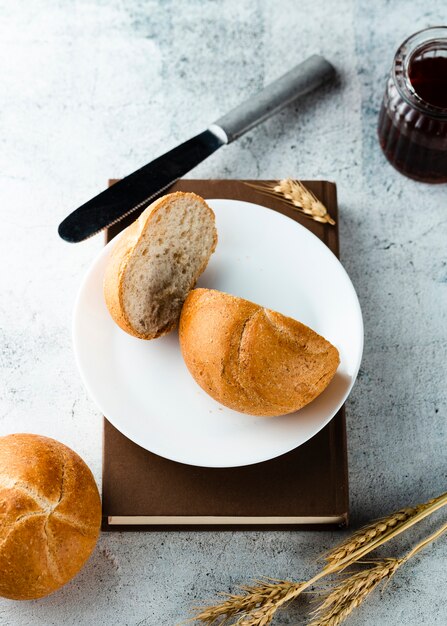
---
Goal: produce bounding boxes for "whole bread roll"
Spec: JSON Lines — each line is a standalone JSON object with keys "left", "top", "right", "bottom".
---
{"left": 0, "top": 434, "right": 101, "bottom": 600}
{"left": 104, "top": 191, "right": 217, "bottom": 340}
{"left": 179, "top": 289, "right": 340, "bottom": 417}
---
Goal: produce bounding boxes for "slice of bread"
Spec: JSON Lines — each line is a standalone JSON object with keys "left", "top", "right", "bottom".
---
{"left": 179, "top": 288, "right": 340, "bottom": 417}
{"left": 104, "top": 192, "right": 217, "bottom": 339}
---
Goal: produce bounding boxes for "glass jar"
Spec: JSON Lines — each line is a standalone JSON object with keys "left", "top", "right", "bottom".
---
{"left": 378, "top": 26, "right": 447, "bottom": 183}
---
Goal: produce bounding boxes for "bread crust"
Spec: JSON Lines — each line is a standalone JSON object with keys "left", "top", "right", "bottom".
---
{"left": 0, "top": 434, "right": 101, "bottom": 600}
{"left": 179, "top": 289, "right": 340, "bottom": 417}
{"left": 103, "top": 192, "right": 217, "bottom": 340}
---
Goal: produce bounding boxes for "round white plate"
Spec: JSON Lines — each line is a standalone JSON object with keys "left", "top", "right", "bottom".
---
{"left": 73, "top": 198, "right": 363, "bottom": 468}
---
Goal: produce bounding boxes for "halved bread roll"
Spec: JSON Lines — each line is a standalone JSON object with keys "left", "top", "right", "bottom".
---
{"left": 104, "top": 192, "right": 217, "bottom": 339}
{"left": 179, "top": 288, "right": 340, "bottom": 417}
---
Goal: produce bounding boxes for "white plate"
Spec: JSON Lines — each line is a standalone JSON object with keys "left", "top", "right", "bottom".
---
{"left": 73, "top": 199, "right": 363, "bottom": 468}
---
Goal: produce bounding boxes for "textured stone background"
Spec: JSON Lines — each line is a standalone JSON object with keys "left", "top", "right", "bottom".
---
{"left": 1, "top": 0, "right": 446, "bottom": 624}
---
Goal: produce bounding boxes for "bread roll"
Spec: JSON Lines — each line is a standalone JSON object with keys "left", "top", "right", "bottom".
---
{"left": 179, "top": 289, "right": 340, "bottom": 417}
{"left": 104, "top": 192, "right": 217, "bottom": 339}
{"left": 0, "top": 434, "right": 101, "bottom": 600}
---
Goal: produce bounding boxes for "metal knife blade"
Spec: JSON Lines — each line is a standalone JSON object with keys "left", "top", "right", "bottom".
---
{"left": 58, "top": 55, "right": 335, "bottom": 242}
{"left": 58, "top": 129, "right": 225, "bottom": 242}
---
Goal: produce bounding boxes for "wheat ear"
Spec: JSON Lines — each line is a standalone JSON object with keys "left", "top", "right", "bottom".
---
{"left": 308, "top": 559, "right": 402, "bottom": 626}
{"left": 191, "top": 580, "right": 303, "bottom": 625}
{"left": 245, "top": 179, "right": 336, "bottom": 225}
{"left": 322, "top": 491, "right": 447, "bottom": 571}
{"left": 324, "top": 493, "right": 447, "bottom": 566}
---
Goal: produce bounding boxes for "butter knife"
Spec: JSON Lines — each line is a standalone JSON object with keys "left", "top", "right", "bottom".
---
{"left": 58, "top": 55, "right": 334, "bottom": 242}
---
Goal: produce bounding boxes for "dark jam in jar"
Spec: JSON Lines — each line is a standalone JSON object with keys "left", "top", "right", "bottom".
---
{"left": 378, "top": 27, "right": 447, "bottom": 183}
{"left": 409, "top": 56, "right": 447, "bottom": 108}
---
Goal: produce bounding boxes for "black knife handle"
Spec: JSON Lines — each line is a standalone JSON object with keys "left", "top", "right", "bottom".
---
{"left": 212, "top": 55, "right": 335, "bottom": 143}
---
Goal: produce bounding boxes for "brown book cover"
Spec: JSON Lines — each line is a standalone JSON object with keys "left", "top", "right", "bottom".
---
{"left": 102, "top": 179, "right": 348, "bottom": 530}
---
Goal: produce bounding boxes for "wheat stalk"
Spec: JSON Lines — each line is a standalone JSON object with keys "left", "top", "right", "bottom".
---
{"left": 190, "top": 492, "right": 447, "bottom": 626}
{"left": 245, "top": 179, "right": 335, "bottom": 225}
{"left": 322, "top": 491, "right": 447, "bottom": 572}
{"left": 324, "top": 493, "right": 447, "bottom": 566}
{"left": 310, "top": 519, "right": 447, "bottom": 626}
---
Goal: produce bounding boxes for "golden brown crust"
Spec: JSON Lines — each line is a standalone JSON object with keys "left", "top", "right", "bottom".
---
{"left": 103, "top": 212, "right": 145, "bottom": 338}
{"left": 103, "top": 192, "right": 217, "bottom": 340}
{"left": 0, "top": 434, "right": 101, "bottom": 600}
{"left": 179, "top": 289, "right": 340, "bottom": 417}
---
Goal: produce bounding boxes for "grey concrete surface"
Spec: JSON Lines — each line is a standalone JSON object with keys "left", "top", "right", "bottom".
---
{"left": 1, "top": 0, "right": 446, "bottom": 624}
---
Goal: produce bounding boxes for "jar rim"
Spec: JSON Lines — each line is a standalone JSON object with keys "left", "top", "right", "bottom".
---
{"left": 392, "top": 26, "right": 447, "bottom": 119}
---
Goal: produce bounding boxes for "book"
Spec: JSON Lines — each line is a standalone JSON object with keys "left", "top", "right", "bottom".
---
{"left": 102, "top": 179, "right": 348, "bottom": 530}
